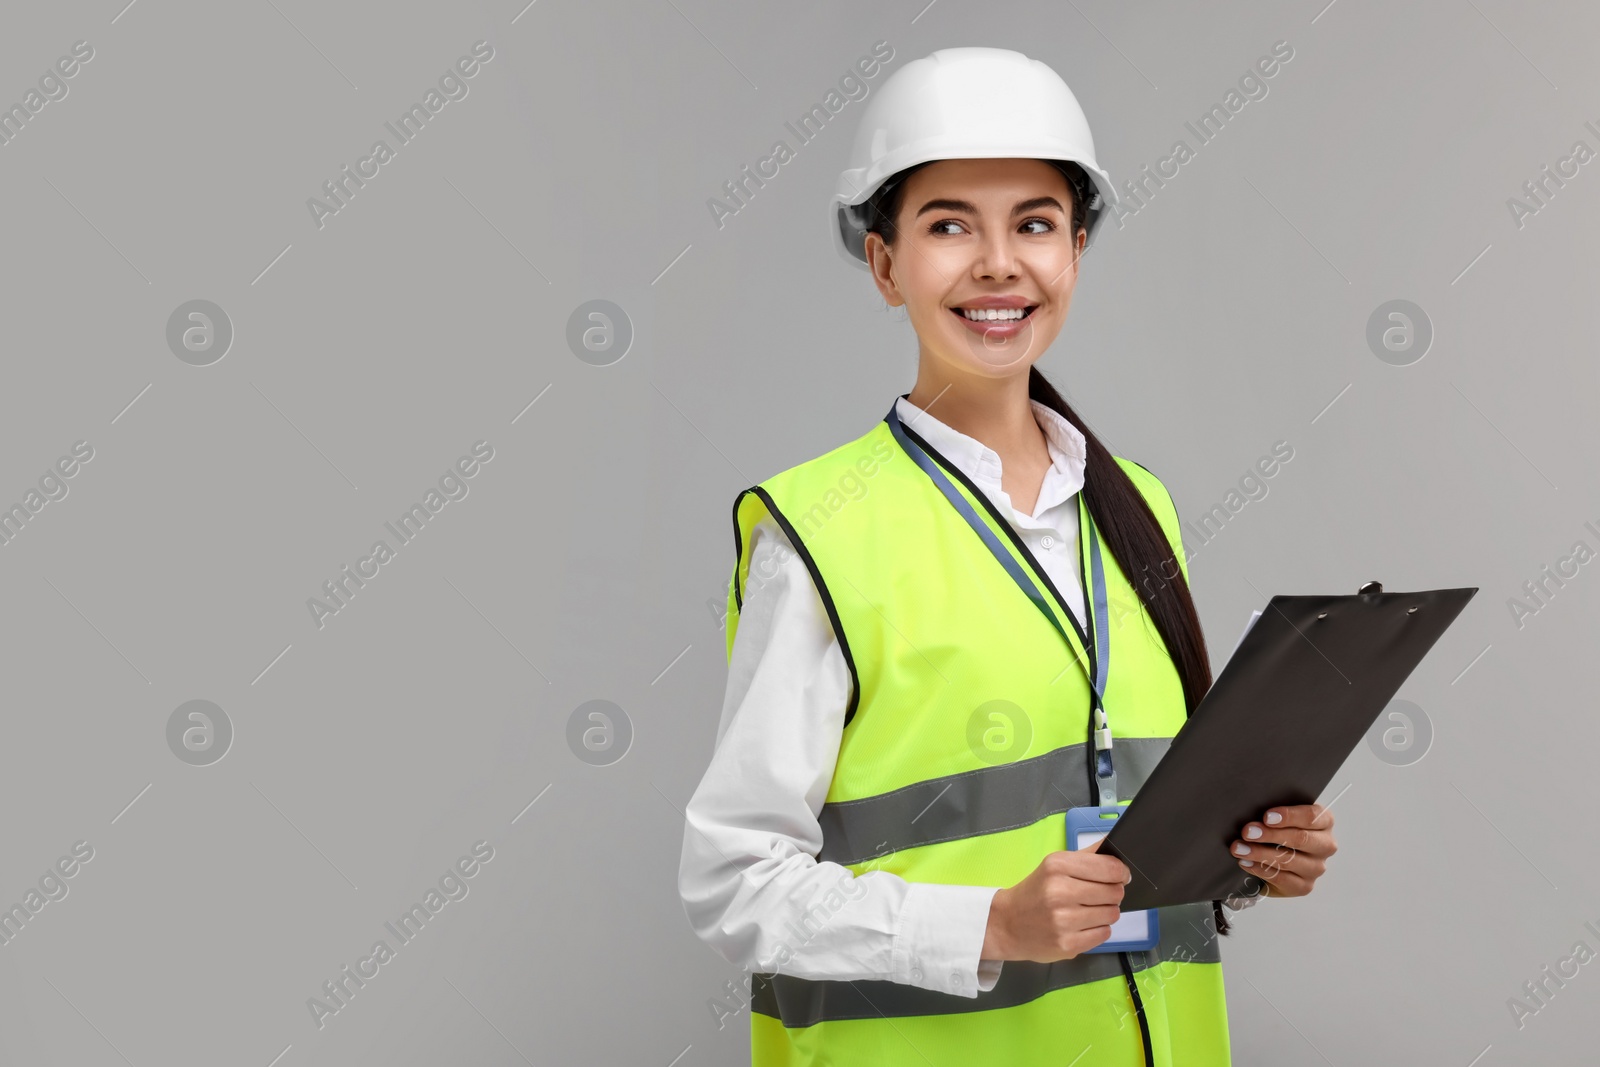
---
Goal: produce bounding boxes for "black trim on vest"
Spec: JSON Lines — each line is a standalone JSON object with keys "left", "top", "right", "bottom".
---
{"left": 735, "top": 485, "right": 863, "bottom": 729}
{"left": 730, "top": 489, "right": 747, "bottom": 613}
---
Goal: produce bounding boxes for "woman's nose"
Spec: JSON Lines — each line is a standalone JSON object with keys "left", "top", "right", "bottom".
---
{"left": 973, "top": 232, "right": 1021, "bottom": 281}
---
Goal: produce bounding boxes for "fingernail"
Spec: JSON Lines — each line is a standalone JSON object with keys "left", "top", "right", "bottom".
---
{"left": 1233, "top": 843, "right": 1250, "bottom": 856}
{"left": 1265, "top": 812, "right": 1283, "bottom": 825}
{"left": 1238, "top": 859, "right": 1254, "bottom": 868}
{"left": 1245, "top": 826, "right": 1262, "bottom": 840}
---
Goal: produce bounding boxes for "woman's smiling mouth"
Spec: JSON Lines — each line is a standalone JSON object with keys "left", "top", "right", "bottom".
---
{"left": 950, "top": 303, "right": 1038, "bottom": 337}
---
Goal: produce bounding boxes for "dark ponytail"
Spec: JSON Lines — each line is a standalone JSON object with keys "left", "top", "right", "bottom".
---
{"left": 1026, "top": 371, "right": 1212, "bottom": 710}
{"left": 869, "top": 159, "right": 1236, "bottom": 937}
{"left": 1026, "top": 369, "right": 1233, "bottom": 937}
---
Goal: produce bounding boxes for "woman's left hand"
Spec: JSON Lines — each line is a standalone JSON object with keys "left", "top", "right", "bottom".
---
{"left": 1228, "top": 803, "right": 1336, "bottom": 898}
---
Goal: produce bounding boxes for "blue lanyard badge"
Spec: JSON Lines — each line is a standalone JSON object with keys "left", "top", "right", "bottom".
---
{"left": 1064, "top": 804, "right": 1160, "bottom": 953}
{"left": 883, "top": 400, "right": 1119, "bottom": 806}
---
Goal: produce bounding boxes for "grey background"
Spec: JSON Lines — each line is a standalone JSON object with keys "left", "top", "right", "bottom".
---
{"left": 0, "top": 0, "right": 1594, "bottom": 1064}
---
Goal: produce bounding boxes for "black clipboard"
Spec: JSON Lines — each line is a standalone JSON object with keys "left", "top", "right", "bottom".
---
{"left": 1099, "top": 581, "right": 1477, "bottom": 911}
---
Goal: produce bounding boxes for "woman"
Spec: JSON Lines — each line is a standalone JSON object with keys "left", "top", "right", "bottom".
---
{"left": 680, "top": 47, "right": 1336, "bottom": 1066}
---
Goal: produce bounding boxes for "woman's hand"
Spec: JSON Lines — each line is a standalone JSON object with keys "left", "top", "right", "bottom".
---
{"left": 981, "top": 838, "right": 1130, "bottom": 962}
{"left": 1229, "top": 803, "right": 1337, "bottom": 898}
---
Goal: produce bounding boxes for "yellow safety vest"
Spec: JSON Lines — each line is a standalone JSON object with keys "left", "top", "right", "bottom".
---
{"left": 725, "top": 406, "right": 1231, "bottom": 1066}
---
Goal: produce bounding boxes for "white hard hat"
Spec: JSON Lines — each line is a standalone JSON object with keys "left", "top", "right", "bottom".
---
{"left": 832, "top": 47, "right": 1117, "bottom": 269}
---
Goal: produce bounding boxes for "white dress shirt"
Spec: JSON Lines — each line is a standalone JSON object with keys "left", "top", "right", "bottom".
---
{"left": 678, "top": 395, "right": 1089, "bottom": 1000}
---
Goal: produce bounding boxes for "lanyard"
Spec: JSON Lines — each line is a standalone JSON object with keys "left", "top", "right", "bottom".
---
{"left": 885, "top": 400, "right": 1120, "bottom": 806}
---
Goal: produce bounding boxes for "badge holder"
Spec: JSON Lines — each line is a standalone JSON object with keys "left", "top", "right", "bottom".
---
{"left": 1066, "top": 803, "right": 1160, "bottom": 953}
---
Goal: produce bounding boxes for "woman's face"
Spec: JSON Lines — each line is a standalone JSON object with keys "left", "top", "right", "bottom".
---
{"left": 864, "top": 157, "right": 1086, "bottom": 376}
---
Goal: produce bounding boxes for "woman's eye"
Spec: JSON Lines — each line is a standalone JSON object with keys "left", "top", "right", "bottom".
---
{"left": 1020, "top": 218, "right": 1055, "bottom": 234}
{"left": 928, "top": 219, "right": 966, "bottom": 236}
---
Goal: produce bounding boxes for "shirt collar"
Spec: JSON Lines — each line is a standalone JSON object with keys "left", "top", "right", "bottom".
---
{"left": 893, "top": 394, "right": 1087, "bottom": 515}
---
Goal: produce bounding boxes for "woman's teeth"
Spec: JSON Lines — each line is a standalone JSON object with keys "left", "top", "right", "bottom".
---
{"left": 959, "top": 307, "right": 1029, "bottom": 321}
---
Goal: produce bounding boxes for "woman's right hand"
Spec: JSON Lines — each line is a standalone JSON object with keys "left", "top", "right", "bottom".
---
{"left": 981, "top": 838, "right": 1130, "bottom": 963}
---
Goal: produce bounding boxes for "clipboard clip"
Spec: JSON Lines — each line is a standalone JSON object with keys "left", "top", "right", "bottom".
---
{"left": 1320, "top": 582, "right": 1386, "bottom": 619}
{"left": 1358, "top": 580, "right": 1419, "bottom": 614}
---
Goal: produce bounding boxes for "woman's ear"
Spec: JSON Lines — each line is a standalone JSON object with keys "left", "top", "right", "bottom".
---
{"left": 1047, "top": 227, "right": 1088, "bottom": 291}
{"left": 863, "top": 232, "right": 904, "bottom": 308}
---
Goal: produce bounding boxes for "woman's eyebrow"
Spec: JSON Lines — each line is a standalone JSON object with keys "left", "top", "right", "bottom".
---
{"left": 1011, "top": 196, "right": 1065, "bottom": 216}
{"left": 915, "top": 197, "right": 976, "bottom": 217}
{"left": 914, "top": 195, "right": 1067, "bottom": 217}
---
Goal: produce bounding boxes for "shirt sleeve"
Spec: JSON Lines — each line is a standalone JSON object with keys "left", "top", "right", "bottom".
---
{"left": 679, "top": 516, "right": 1005, "bottom": 998}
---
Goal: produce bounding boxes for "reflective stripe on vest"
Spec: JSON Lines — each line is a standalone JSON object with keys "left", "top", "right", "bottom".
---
{"left": 751, "top": 897, "right": 1221, "bottom": 1025}
{"left": 815, "top": 737, "right": 1175, "bottom": 868}
{"left": 726, "top": 414, "right": 1231, "bottom": 1065}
